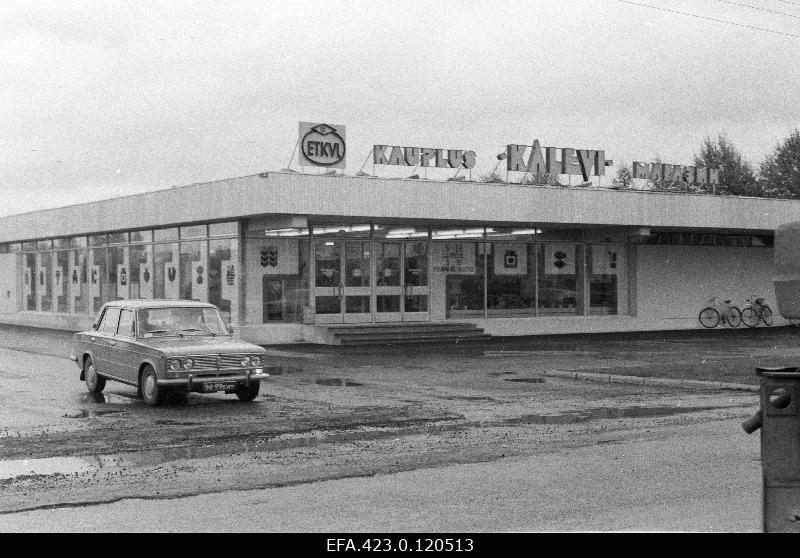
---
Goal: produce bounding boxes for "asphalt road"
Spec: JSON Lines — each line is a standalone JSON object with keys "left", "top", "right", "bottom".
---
{"left": 0, "top": 325, "right": 782, "bottom": 532}
{"left": 0, "top": 419, "right": 760, "bottom": 532}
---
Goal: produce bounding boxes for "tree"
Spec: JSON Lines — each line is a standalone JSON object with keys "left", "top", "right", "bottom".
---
{"left": 611, "top": 162, "right": 632, "bottom": 189}
{"left": 759, "top": 129, "right": 800, "bottom": 199}
{"left": 695, "top": 134, "right": 758, "bottom": 196}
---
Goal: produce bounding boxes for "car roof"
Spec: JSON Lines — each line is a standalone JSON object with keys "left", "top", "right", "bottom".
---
{"left": 101, "top": 299, "right": 218, "bottom": 310}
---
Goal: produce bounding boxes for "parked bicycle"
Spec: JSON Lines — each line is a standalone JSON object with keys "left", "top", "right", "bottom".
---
{"left": 741, "top": 296, "right": 773, "bottom": 327}
{"left": 698, "top": 297, "right": 742, "bottom": 328}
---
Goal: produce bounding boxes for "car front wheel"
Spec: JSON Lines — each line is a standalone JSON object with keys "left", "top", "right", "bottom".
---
{"left": 84, "top": 357, "right": 106, "bottom": 393}
{"left": 140, "top": 365, "right": 165, "bottom": 406}
{"left": 235, "top": 381, "right": 260, "bottom": 402}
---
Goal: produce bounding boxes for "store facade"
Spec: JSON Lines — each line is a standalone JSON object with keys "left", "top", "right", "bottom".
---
{"left": 0, "top": 171, "right": 789, "bottom": 344}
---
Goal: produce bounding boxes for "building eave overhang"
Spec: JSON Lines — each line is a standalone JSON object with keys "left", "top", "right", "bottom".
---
{"left": 0, "top": 172, "right": 796, "bottom": 242}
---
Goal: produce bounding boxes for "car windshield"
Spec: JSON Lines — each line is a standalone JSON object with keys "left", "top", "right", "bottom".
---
{"left": 138, "top": 307, "right": 229, "bottom": 337}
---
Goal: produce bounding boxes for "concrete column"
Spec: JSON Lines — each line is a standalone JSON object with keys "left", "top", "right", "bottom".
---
{"left": 237, "top": 219, "right": 246, "bottom": 327}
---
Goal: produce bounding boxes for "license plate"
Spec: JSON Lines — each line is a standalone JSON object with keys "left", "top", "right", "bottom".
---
{"left": 202, "top": 382, "right": 235, "bottom": 393}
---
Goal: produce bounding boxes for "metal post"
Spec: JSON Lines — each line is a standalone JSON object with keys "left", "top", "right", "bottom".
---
{"left": 742, "top": 367, "right": 800, "bottom": 532}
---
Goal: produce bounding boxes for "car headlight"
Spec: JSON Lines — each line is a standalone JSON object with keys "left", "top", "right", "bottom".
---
{"left": 167, "top": 358, "right": 181, "bottom": 371}
{"left": 183, "top": 358, "right": 194, "bottom": 370}
{"left": 240, "top": 355, "right": 252, "bottom": 367}
{"left": 250, "top": 355, "right": 261, "bottom": 366}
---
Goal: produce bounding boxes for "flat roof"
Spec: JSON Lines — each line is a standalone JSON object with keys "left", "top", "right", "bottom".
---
{"left": 0, "top": 171, "right": 797, "bottom": 242}
{"left": 102, "top": 300, "right": 217, "bottom": 309}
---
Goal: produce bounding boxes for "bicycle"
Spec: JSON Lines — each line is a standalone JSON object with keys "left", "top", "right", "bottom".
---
{"left": 741, "top": 296, "right": 773, "bottom": 327}
{"left": 698, "top": 297, "right": 742, "bottom": 328}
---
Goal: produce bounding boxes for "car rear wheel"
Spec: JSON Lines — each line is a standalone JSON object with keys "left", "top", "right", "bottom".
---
{"left": 235, "top": 381, "right": 260, "bottom": 402}
{"left": 140, "top": 365, "right": 165, "bottom": 406}
{"left": 84, "top": 357, "right": 106, "bottom": 393}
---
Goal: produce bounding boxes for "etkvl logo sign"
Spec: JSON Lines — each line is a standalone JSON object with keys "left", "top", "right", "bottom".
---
{"left": 298, "top": 122, "right": 346, "bottom": 168}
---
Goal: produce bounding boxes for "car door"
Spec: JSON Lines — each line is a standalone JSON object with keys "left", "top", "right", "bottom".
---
{"left": 112, "top": 308, "right": 139, "bottom": 383}
{"left": 92, "top": 306, "right": 121, "bottom": 375}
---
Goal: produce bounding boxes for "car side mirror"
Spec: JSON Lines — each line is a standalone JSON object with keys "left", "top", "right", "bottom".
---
{"left": 91, "top": 322, "right": 99, "bottom": 331}
{"left": 227, "top": 324, "right": 235, "bottom": 334}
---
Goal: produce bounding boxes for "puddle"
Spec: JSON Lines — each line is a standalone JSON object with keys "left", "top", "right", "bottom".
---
{"left": 315, "top": 378, "right": 363, "bottom": 387}
{"left": 0, "top": 427, "right": 422, "bottom": 480}
{"left": 446, "top": 395, "right": 497, "bottom": 401}
{"left": 79, "top": 392, "right": 138, "bottom": 405}
{"left": 64, "top": 409, "right": 125, "bottom": 419}
{"left": 0, "top": 456, "right": 95, "bottom": 480}
{"left": 503, "top": 405, "right": 731, "bottom": 425}
{"left": 484, "top": 350, "right": 603, "bottom": 357}
{"left": 504, "top": 378, "right": 546, "bottom": 384}
{"left": 154, "top": 419, "right": 202, "bottom": 426}
{"left": 266, "top": 365, "right": 302, "bottom": 376}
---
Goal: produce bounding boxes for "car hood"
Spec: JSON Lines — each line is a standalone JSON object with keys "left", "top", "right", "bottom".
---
{"left": 141, "top": 336, "right": 266, "bottom": 357}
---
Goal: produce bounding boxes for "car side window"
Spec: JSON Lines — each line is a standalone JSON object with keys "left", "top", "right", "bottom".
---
{"left": 116, "top": 309, "right": 135, "bottom": 338}
{"left": 97, "top": 307, "right": 121, "bottom": 334}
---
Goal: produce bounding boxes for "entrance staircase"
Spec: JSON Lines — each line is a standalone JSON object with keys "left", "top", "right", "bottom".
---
{"left": 323, "top": 322, "right": 491, "bottom": 346}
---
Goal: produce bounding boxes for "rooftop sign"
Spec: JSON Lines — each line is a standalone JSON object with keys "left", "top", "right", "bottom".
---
{"left": 373, "top": 145, "right": 477, "bottom": 169}
{"left": 632, "top": 161, "right": 719, "bottom": 186}
{"left": 505, "top": 140, "right": 608, "bottom": 181}
{"left": 299, "top": 122, "right": 346, "bottom": 168}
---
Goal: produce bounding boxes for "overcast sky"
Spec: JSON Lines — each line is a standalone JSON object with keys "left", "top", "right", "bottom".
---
{"left": 2, "top": 0, "right": 799, "bottom": 217}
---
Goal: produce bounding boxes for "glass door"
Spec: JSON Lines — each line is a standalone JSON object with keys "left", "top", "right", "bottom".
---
{"left": 343, "top": 240, "right": 372, "bottom": 323}
{"left": 403, "top": 241, "right": 429, "bottom": 321}
{"left": 375, "top": 241, "right": 430, "bottom": 322}
{"left": 314, "top": 239, "right": 343, "bottom": 323}
{"left": 314, "top": 239, "right": 372, "bottom": 323}
{"left": 375, "top": 242, "right": 402, "bottom": 322}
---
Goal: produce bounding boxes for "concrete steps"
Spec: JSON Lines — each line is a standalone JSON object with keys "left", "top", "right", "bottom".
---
{"left": 324, "top": 322, "right": 490, "bottom": 345}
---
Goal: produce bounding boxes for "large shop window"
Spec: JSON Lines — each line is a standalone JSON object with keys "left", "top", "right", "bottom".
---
{"left": 154, "top": 243, "right": 179, "bottom": 300}
{"left": 12, "top": 222, "right": 238, "bottom": 316}
{"left": 436, "top": 242, "right": 485, "bottom": 319}
{"left": 537, "top": 243, "right": 581, "bottom": 316}
{"left": 129, "top": 244, "right": 154, "bottom": 300}
{"left": 54, "top": 249, "right": 70, "bottom": 313}
{"left": 108, "top": 246, "right": 127, "bottom": 302}
{"left": 588, "top": 244, "right": 625, "bottom": 315}
{"left": 35, "top": 252, "right": 53, "bottom": 311}
{"left": 487, "top": 242, "right": 536, "bottom": 316}
{"left": 70, "top": 247, "right": 88, "bottom": 314}
{"left": 209, "top": 239, "right": 238, "bottom": 324}
{"left": 87, "top": 247, "right": 106, "bottom": 313}
{"left": 23, "top": 253, "right": 36, "bottom": 311}
{"left": 179, "top": 241, "right": 207, "bottom": 302}
{"left": 246, "top": 234, "right": 310, "bottom": 324}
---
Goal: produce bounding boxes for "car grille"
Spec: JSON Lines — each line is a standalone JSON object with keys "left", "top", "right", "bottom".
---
{"left": 188, "top": 354, "right": 248, "bottom": 371}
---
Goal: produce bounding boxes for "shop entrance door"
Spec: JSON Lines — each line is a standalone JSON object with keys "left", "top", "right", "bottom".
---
{"left": 313, "top": 239, "right": 372, "bottom": 324}
{"left": 375, "top": 241, "right": 430, "bottom": 322}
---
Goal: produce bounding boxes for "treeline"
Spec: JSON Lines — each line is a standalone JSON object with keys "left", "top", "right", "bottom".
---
{"left": 694, "top": 129, "right": 800, "bottom": 198}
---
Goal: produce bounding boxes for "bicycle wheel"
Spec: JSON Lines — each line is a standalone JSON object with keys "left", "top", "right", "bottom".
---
{"left": 699, "top": 307, "right": 720, "bottom": 328}
{"left": 741, "top": 307, "right": 759, "bottom": 328}
{"left": 762, "top": 306, "right": 773, "bottom": 326}
{"left": 727, "top": 307, "right": 742, "bottom": 327}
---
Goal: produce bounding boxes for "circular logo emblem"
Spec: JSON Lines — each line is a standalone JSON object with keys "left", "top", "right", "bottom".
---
{"left": 301, "top": 124, "right": 345, "bottom": 166}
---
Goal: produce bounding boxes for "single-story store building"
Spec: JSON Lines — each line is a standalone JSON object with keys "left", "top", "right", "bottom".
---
{"left": 0, "top": 170, "right": 792, "bottom": 344}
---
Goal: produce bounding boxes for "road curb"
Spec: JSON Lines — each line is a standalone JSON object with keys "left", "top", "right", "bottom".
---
{"left": 544, "top": 369, "right": 759, "bottom": 392}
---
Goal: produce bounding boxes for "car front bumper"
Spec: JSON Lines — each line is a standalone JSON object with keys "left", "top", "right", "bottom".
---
{"left": 157, "top": 369, "right": 269, "bottom": 389}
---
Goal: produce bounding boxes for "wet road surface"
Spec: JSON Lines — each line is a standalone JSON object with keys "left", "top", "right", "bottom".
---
{"left": 0, "top": 324, "right": 791, "bottom": 530}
